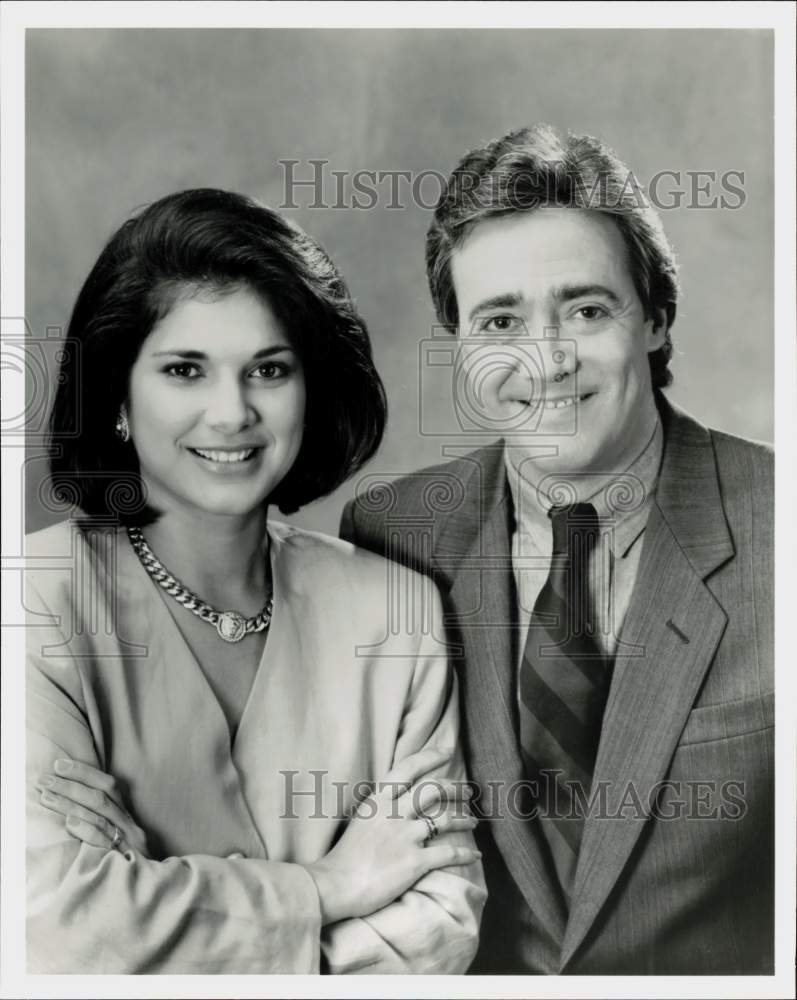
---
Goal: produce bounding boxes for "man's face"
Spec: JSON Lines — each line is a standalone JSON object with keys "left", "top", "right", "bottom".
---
{"left": 450, "top": 208, "right": 666, "bottom": 486}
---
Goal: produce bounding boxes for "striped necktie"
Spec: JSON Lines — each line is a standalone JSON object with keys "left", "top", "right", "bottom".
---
{"left": 518, "top": 502, "right": 612, "bottom": 895}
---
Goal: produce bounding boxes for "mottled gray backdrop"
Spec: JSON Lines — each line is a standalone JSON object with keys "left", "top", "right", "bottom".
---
{"left": 25, "top": 28, "right": 774, "bottom": 535}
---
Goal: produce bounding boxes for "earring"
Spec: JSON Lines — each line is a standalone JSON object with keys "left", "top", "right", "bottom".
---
{"left": 115, "top": 410, "right": 130, "bottom": 443}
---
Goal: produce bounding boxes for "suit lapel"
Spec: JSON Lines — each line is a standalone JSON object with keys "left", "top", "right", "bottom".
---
{"left": 438, "top": 445, "right": 568, "bottom": 941}
{"left": 560, "top": 398, "right": 735, "bottom": 969}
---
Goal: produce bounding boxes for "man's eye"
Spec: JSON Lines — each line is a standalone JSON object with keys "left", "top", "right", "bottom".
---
{"left": 480, "top": 315, "right": 523, "bottom": 334}
{"left": 573, "top": 305, "right": 607, "bottom": 321}
{"left": 164, "top": 362, "right": 201, "bottom": 379}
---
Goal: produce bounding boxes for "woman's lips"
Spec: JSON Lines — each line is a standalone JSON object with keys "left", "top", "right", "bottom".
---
{"left": 190, "top": 447, "right": 256, "bottom": 464}
{"left": 186, "top": 445, "right": 265, "bottom": 474}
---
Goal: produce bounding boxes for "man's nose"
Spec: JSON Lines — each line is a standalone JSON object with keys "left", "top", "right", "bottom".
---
{"left": 506, "top": 321, "right": 578, "bottom": 385}
{"left": 530, "top": 327, "right": 578, "bottom": 384}
{"left": 547, "top": 345, "right": 579, "bottom": 384}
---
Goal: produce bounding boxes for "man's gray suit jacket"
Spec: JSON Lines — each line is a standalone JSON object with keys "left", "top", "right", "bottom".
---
{"left": 340, "top": 393, "right": 774, "bottom": 974}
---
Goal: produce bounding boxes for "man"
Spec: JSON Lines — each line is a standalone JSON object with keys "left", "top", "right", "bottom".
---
{"left": 341, "top": 124, "right": 773, "bottom": 974}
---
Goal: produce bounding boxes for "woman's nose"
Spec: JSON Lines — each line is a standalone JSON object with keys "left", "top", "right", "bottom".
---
{"left": 204, "top": 379, "right": 255, "bottom": 432}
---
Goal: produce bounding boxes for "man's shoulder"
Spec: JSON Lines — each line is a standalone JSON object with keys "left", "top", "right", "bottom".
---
{"left": 661, "top": 395, "right": 773, "bottom": 500}
{"left": 701, "top": 425, "right": 773, "bottom": 517}
{"left": 344, "top": 442, "right": 505, "bottom": 521}
{"left": 709, "top": 426, "right": 773, "bottom": 480}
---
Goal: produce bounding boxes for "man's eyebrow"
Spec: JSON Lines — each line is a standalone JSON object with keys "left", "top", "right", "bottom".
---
{"left": 466, "top": 293, "right": 524, "bottom": 324}
{"left": 151, "top": 345, "right": 295, "bottom": 359}
{"left": 551, "top": 284, "right": 621, "bottom": 306}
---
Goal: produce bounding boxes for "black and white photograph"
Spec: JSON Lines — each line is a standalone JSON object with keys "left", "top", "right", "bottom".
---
{"left": 1, "top": 2, "right": 795, "bottom": 997}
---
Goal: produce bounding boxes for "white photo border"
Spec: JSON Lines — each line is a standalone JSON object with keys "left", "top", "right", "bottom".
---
{"left": 2, "top": 3, "right": 794, "bottom": 998}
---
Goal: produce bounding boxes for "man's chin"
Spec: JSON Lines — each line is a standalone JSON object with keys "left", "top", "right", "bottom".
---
{"left": 509, "top": 441, "right": 607, "bottom": 479}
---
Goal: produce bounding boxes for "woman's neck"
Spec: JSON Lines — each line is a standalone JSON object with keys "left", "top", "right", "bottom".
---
{"left": 138, "top": 507, "right": 271, "bottom": 615}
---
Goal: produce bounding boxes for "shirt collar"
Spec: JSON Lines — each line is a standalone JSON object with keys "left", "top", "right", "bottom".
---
{"left": 505, "top": 416, "right": 663, "bottom": 559}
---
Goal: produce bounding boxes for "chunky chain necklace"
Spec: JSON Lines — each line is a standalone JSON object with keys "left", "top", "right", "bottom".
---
{"left": 127, "top": 526, "right": 273, "bottom": 644}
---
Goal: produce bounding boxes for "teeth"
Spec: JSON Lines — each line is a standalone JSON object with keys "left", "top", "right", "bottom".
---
{"left": 541, "top": 394, "right": 591, "bottom": 410}
{"left": 193, "top": 448, "right": 254, "bottom": 463}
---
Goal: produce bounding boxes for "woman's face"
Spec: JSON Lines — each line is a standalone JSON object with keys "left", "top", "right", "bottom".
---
{"left": 127, "top": 285, "right": 306, "bottom": 521}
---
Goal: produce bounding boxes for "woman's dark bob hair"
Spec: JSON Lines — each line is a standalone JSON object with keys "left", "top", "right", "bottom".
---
{"left": 49, "top": 188, "right": 387, "bottom": 522}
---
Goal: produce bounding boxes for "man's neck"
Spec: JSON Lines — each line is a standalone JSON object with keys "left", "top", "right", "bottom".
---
{"left": 505, "top": 413, "right": 663, "bottom": 515}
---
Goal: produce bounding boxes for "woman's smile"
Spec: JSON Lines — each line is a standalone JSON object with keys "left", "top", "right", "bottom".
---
{"left": 187, "top": 444, "right": 265, "bottom": 474}
{"left": 127, "top": 288, "right": 306, "bottom": 519}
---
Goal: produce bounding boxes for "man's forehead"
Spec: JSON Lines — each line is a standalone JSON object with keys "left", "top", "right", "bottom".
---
{"left": 451, "top": 208, "right": 631, "bottom": 298}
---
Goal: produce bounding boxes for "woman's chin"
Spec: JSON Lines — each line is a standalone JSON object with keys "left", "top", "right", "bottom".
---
{"left": 147, "top": 487, "right": 271, "bottom": 523}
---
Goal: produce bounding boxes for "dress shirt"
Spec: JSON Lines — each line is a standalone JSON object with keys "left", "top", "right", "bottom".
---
{"left": 505, "top": 418, "right": 664, "bottom": 669}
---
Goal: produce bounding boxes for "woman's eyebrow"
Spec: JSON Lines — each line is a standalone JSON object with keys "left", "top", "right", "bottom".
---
{"left": 152, "top": 345, "right": 295, "bottom": 359}
{"left": 152, "top": 349, "right": 207, "bottom": 359}
{"left": 251, "top": 346, "right": 295, "bottom": 359}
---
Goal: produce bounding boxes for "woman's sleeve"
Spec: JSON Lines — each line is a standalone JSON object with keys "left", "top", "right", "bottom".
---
{"left": 320, "top": 580, "right": 487, "bottom": 974}
{"left": 26, "top": 577, "right": 322, "bottom": 974}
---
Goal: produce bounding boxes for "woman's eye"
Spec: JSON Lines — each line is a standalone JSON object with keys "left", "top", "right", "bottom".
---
{"left": 164, "top": 362, "right": 201, "bottom": 379}
{"left": 251, "top": 361, "right": 289, "bottom": 380}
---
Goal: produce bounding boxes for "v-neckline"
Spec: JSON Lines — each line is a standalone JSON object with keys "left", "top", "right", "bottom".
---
{"left": 122, "top": 522, "right": 280, "bottom": 759}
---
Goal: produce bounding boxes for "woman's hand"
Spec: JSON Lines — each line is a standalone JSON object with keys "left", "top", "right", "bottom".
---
{"left": 304, "top": 746, "right": 480, "bottom": 925}
{"left": 38, "top": 759, "right": 151, "bottom": 858}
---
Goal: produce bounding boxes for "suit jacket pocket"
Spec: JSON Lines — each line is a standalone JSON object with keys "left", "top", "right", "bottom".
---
{"left": 678, "top": 691, "right": 774, "bottom": 747}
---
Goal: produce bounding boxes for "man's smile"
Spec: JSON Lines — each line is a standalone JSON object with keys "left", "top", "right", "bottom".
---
{"left": 515, "top": 391, "right": 596, "bottom": 410}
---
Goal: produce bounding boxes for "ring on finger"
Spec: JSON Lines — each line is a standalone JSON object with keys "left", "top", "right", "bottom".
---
{"left": 110, "top": 825, "right": 123, "bottom": 851}
{"left": 420, "top": 813, "right": 439, "bottom": 844}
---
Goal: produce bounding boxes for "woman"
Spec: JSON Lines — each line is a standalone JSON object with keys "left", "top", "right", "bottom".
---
{"left": 26, "top": 189, "right": 485, "bottom": 973}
